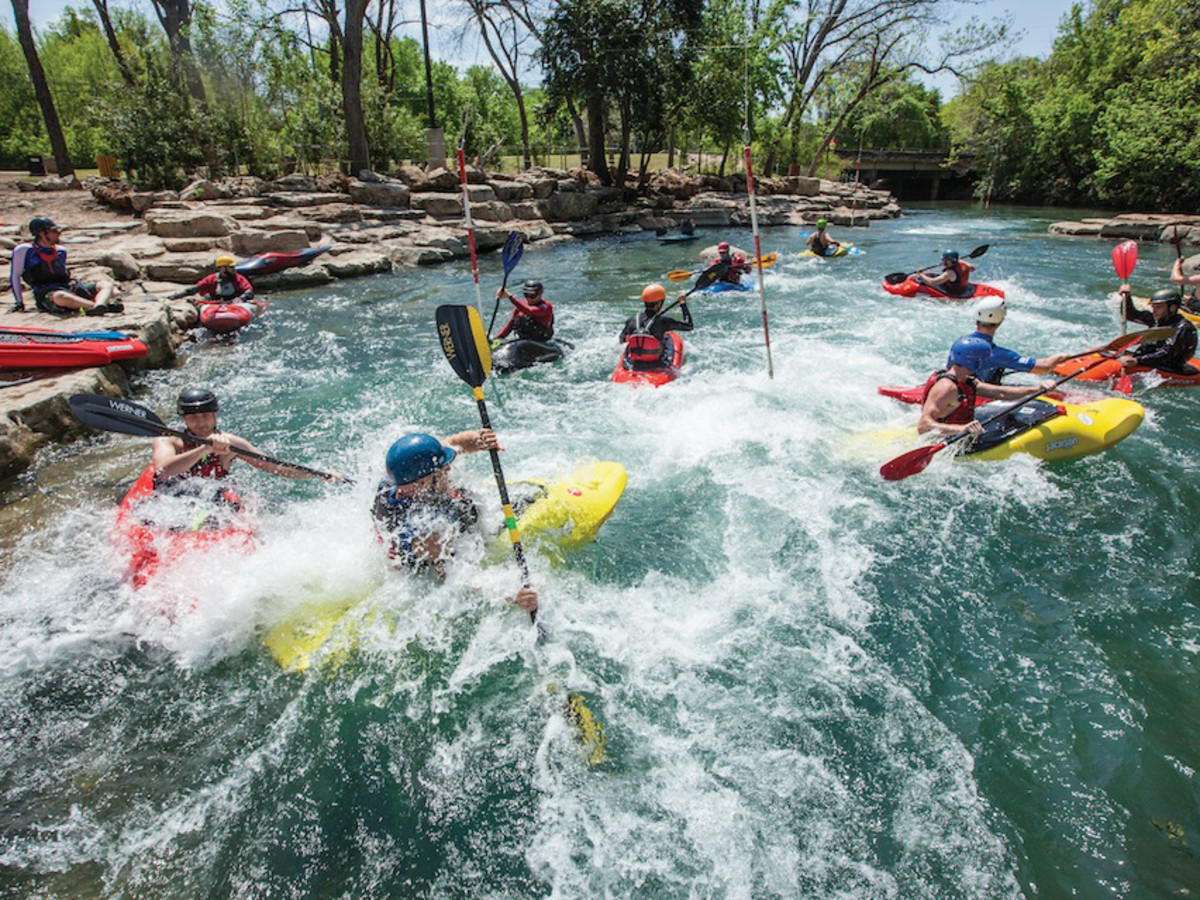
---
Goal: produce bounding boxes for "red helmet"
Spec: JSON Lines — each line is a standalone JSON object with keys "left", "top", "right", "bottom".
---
{"left": 717, "top": 242, "right": 730, "bottom": 252}
{"left": 641, "top": 283, "right": 667, "bottom": 304}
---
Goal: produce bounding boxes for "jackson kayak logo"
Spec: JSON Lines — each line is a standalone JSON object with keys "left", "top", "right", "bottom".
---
{"left": 108, "top": 399, "right": 148, "bottom": 419}
{"left": 1046, "top": 437, "right": 1078, "bottom": 452}
{"left": 438, "top": 322, "right": 457, "bottom": 361}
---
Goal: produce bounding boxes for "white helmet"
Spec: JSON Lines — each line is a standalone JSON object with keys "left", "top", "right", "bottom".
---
{"left": 973, "top": 296, "right": 1007, "bottom": 325}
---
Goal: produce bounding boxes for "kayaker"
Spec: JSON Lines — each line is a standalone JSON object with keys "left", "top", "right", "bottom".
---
{"left": 371, "top": 431, "right": 539, "bottom": 613}
{"left": 680, "top": 217, "right": 695, "bottom": 236}
{"left": 9, "top": 216, "right": 123, "bottom": 315}
{"left": 494, "top": 280, "right": 555, "bottom": 342}
{"left": 919, "top": 336, "right": 1054, "bottom": 436}
{"left": 711, "top": 242, "right": 751, "bottom": 285}
{"left": 963, "top": 297, "right": 1068, "bottom": 384}
{"left": 914, "top": 250, "right": 974, "bottom": 298}
{"left": 805, "top": 219, "right": 841, "bottom": 257}
{"left": 618, "top": 283, "right": 693, "bottom": 369}
{"left": 168, "top": 255, "right": 256, "bottom": 304}
{"left": 1169, "top": 258, "right": 1200, "bottom": 312}
{"left": 1116, "top": 285, "right": 1199, "bottom": 374}
{"left": 152, "top": 387, "right": 342, "bottom": 486}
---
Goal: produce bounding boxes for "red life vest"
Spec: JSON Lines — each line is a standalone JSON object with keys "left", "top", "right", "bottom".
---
{"left": 625, "top": 332, "right": 663, "bottom": 364}
{"left": 920, "top": 369, "right": 977, "bottom": 424}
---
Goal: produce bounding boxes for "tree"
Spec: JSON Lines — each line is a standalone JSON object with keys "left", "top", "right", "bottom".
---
{"left": 149, "top": 0, "right": 207, "bottom": 102}
{"left": 92, "top": 0, "right": 137, "bottom": 86}
{"left": 10, "top": 0, "right": 74, "bottom": 177}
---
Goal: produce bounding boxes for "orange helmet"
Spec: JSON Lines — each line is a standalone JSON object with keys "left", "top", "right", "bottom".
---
{"left": 641, "top": 283, "right": 667, "bottom": 304}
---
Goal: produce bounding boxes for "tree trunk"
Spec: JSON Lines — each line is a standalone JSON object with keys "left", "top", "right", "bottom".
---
{"left": 92, "top": 0, "right": 136, "bottom": 87}
{"left": 566, "top": 97, "right": 587, "bottom": 165}
{"left": 667, "top": 126, "right": 675, "bottom": 169}
{"left": 718, "top": 145, "right": 729, "bottom": 177}
{"left": 150, "top": 0, "right": 206, "bottom": 103}
{"left": 11, "top": 0, "right": 74, "bottom": 178}
{"left": 516, "top": 93, "right": 532, "bottom": 170}
{"left": 585, "top": 95, "right": 610, "bottom": 184}
{"left": 342, "top": 0, "right": 371, "bottom": 175}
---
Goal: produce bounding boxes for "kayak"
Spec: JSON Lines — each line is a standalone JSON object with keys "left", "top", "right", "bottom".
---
{"left": 234, "top": 245, "right": 330, "bottom": 278}
{"left": 863, "top": 398, "right": 1143, "bottom": 464}
{"left": 116, "top": 465, "right": 255, "bottom": 589}
{"left": 878, "top": 384, "right": 1065, "bottom": 406}
{"left": 197, "top": 299, "right": 268, "bottom": 334}
{"left": 702, "top": 278, "right": 753, "bottom": 293}
{"left": 492, "top": 337, "right": 565, "bottom": 372}
{"left": 658, "top": 234, "right": 699, "bottom": 243}
{"left": 799, "top": 242, "right": 862, "bottom": 258}
{"left": 613, "top": 331, "right": 685, "bottom": 387}
{"left": 1053, "top": 353, "right": 1200, "bottom": 387}
{"left": 264, "top": 461, "right": 628, "bottom": 671}
{"left": 882, "top": 278, "right": 1005, "bottom": 300}
{"left": 0, "top": 327, "right": 148, "bottom": 370}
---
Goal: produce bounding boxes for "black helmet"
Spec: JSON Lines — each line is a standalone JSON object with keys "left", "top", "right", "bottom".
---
{"left": 29, "top": 216, "right": 58, "bottom": 237}
{"left": 942, "top": 250, "right": 960, "bottom": 264}
{"left": 523, "top": 280, "right": 543, "bottom": 298}
{"left": 1150, "top": 287, "right": 1183, "bottom": 306}
{"left": 178, "top": 387, "right": 218, "bottom": 415}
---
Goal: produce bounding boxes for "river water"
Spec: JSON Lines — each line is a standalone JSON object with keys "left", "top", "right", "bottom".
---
{"left": 2, "top": 204, "right": 1198, "bottom": 898}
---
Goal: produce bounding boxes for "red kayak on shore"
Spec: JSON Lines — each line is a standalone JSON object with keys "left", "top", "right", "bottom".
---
{"left": 116, "top": 465, "right": 255, "bottom": 589}
{"left": 234, "top": 245, "right": 330, "bottom": 278}
{"left": 882, "top": 278, "right": 1005, "bottom": 301}
{"left": 0, "top": 327, "right": 148, "bottom": 370}
{"left": 197, "top": 300, "right": 268, "bottom": 334}
{"left": 613, "top": 332, "right": 685, "bottom": 387}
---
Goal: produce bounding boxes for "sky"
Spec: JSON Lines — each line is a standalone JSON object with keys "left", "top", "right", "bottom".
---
{"left": 12, "top": 0, "right": 1080, "bottom": 97}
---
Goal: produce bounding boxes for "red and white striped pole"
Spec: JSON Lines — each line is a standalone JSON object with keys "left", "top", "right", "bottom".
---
{"left": 457, "top": 146, "right": 484, "bottom": 316}
{"left": 743, "top": 131, "right": 774, "bottom": 378}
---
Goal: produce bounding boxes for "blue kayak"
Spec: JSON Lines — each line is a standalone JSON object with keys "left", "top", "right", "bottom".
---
{"left": 703, "top": 278, "right": 753, "bottom": 293}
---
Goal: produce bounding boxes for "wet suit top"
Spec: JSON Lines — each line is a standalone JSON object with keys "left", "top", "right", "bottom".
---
{"left": 371, "top": 480, "right": 480, "bottom": 571}
{"left": 495, "top": 297, "right": 554, "bottom": 341}
{"left": 1122, "top": 296, "right": 1199, "bottom": 373}
{"left": 954, "top": 331, "right": 1037, "bottom": 384}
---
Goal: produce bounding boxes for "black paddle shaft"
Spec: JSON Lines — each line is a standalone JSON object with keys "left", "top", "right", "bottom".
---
{"left": 473, "top": 394, "right": 531, "bottom": 586}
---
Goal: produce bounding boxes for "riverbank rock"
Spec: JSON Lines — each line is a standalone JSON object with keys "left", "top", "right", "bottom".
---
{"left": 1048, "top": 213, "right": 1200, "bottom": 245}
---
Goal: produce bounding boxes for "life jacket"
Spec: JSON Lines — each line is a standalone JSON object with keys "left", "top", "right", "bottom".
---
{"left": 624, "top": 312, "right": 664, "bottom": 364}
{"left": 214, "top": 274, "right": 239, "bottom": 299}
{"left": 920, "top": 369, "right": 977, "bottom": 424}
{"left": 21, "top": 244, "right": 70, "bottom": 287}
{"left": 944, "top": 262, "right": 970, "bottom": 293}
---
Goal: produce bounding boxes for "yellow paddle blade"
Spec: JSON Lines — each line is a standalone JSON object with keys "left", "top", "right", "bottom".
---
{"left": 754, "top": 253, "right": 777, "bottom": 268}
{"left": 666, "top": 269, "right": 694, "bottom": 282}
{"left": 566, "top": 692, "right": 608, "bottom": 766}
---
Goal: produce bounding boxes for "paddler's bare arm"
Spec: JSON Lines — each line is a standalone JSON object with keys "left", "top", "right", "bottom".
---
{"left": 446, "top": 429, "right": 501, "bottom": 454}
{"left": 152, "top": 433, "right": 236, "bottom": 478}
{"left": 918, "top": 380, "right": 983, "bottom": 436}
{"left": 976, "top": 380, "right": 1055, "bottom": 401}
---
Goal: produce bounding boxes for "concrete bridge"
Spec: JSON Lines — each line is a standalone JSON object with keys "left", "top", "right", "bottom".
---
{"left": 833, "top": 149, "right": 978, "bottom": 201}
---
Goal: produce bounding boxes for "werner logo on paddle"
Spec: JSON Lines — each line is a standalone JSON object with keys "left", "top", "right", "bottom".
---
{"left": 438, "top": 322, "right": 457, "bottom": 362}
{"left": 108, "top": 400, "right": 149, "bottom": 420}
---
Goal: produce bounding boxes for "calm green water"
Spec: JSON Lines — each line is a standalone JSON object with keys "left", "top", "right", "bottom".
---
{"left": 2, "top": 204, "right": 1198, "bottom": 898}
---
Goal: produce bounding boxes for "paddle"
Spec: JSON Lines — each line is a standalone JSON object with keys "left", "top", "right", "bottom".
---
{"left": 486, "top": 231, "right": 525, "bottom": 339}
{"left": 879, "top": 348, "right": 1142, "bottom": 482}
{"left": 649, "top": 263, "right": 727, "bottom": 326}
{"left": 1111, "top": 238, "right": 1138, "bottom": 390}
{"left": 0, "top": 328, "right": 132, "bottom": 341}
{"left": 68, "top": 394, "right": 347, "bottom": 482}
{"left": 434, "top": 304, "right": 535, "bottom": 623}
{"left": 884, "top": 244, "right": 990, "bottom": 286}
{"left": 666, "top": 253, "right": 776, "bottom": 283}
{"left": 1062, "top": 327, "right": 1173, "bottom": 362}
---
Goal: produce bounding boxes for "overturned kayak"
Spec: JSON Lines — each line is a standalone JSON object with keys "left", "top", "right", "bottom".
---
{"left": 863, "top": 398, "right": 1143, "bottom": 465}
{"left": 613, "top": 331, "right": 685, "bottom": 387}
{"left": 234, "top": 245, "right": 330, "bottom": 278}
{"left": 116, "top": 465, "right": 255, "bottom": 590}
{"left": 197, "top": 300, "right": 267, "bottom": 334}
{"left": 264, "top": 461, "right": 628, "bottom": 671}
{"left": 882, "top": 278, "right": 1004, "bottom": 300}
{"left": 1053, "top": 353, "right": 1200, "bottom": 387}
{"left": 492, "top": 337, "right": 565, "bottom": 372}
{"left": 0, "top": 327, "right": 147, "bottom": 370}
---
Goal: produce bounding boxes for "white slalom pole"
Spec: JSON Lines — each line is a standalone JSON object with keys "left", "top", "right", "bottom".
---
{"left": 457, "top": 146, "right": 484, "bottom": 317}
{"left": 743, "top": 131, "right": 774, "bottom": 378}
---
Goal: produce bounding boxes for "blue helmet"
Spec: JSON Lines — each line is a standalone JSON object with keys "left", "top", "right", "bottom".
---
{"left": 385, "top": 434, "right": 455, "bottom": 485}
{"left": 942, "top": 250, "right": 960, "bottom": 264}
{"left": 948, "top": 336, "right": 992, "bottom": 372}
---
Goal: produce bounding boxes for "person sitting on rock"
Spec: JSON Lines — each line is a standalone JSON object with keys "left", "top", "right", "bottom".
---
{"left": 1169, "top": 258, "right": 1200, "bottom": 313}
{"left": 169, "top": 255, "right": 256, "bottom": 304}
{"left": 711, "top": 242, "right": 751, "bottom": 285}
{"left": 9, "top": 216, "right": 122, "bottom": 315}
{"left": 494, "top": 280, "right": 554, "bottom": 342}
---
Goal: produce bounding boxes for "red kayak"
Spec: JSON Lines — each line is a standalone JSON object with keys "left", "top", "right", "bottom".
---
{"left": 882, "top": 278, "right": 1005, "bottom": 300}
{"left": 234, "top": 245, "right": 330, "bottom": 278}
{"left": 197, "top": 300, "right": 268, "bottom": 334}
{"left": 116, "top": 465, "right": 255, "bottom": 589}
{"left": 879, "top": 384, "right": 1064, "bottom": 405}
{"left": 1053, "top": 354, "right": 1200, "bottom": 387}
{"left": 613, "top": 332, "right": 685, "bottom": 387}
{"left": 0, "top": 327, "right": 147, "bottom": 370}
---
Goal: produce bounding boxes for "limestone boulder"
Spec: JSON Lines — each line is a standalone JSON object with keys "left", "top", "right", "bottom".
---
{"left": 1049, "top": 221, "right": 1104, "bottom": 236}
{"left": 1099, "top": 220, "right": 1163, "bottom": 241}
{"left": 92, "top": 250, "right": 141, "bottom": 281}
{"left": 272, "top": 173, "right": 317, "bottom": 192}
{"left": 511, "top": 200, "right": 550, "bottom": 220}
{"left": 348, "top": 180, "right": 411, "bottom": 207}
{"left": 469, "top": 201, "right": 514, "bottom": 222}
{"left": 296, "top": 204, "right": 364, "bottom": 224}
{"left": 462, "top": 184, "right": 495, "bottom": 202}
{"left": 131, "top": 190, "right": 179, "bottom": 213}
{"left": 490, "top": 180, "right": 534, "bottom": 202}
{"left": 144, "top": 254, "right": 213, "bottom": 282}
{"left": 394, "top": 164, "right": 431, "bottom": 190}
{"left": 179, "top": 179, "right": 230, "bottom": 202}
{"left": 323, "top": 250, "right": 392, "bottom": 278}
{"left": 388, "top": 245, "right": 456, "bottom": 267}
{"left": 251, "top": 265, "right": 333, "bottom": 290}
{"left": 546, "top": 191, "right": 598, "bottom": 221}
{"left": 513, "top": 172, "right": 556, "bottom": 199}
{"left": 649, "top": 170, "right": 701, "bottom": 200}
{"left": 230, "top": 229, "right": 310, "bottom": 255}
{"left": 163, "top": 237, "right": 220, "bottom": 253}
{"left": 266, "top": 192, "right": 352, "bottom": 209}
{"left": 91, "top": 181, "right": 134, "bottom": 209}
{"left": 144, "top": 209, "right": 236, "bottom": 238}
{"left": 206, "top": 204, "right": 276, "bottom": 222}
{"left": 410, "top": 193, "right": 463, "bottom": 218}
{"left": 423, "top": 167, "right": 461, "bottom": 191}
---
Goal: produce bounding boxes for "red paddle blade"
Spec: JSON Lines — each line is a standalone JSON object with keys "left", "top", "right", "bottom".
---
{"left": 880, "top": 443, "right": 947, "bottom": 481}
{"left": 1115, "top": 373, "right": 1133, "bottom": 395}
{"left": 1112, "top": 240, "right": 1138, "bottom": 281}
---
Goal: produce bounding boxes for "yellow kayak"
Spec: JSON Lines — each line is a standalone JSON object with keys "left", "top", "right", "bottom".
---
{"left": 264, "top": 462, "right": 627, "bottom": 671}
{"left": 859, "top": 398, "right": 1144, "bottom": 464}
